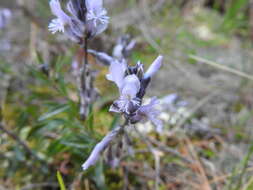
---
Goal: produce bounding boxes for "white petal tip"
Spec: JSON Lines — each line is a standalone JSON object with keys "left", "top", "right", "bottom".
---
{"left": 109, "top": 104, "right": 121, "bottom": 113}
{"left": 82, "top": 161, "right": 95, "bottom": 170}
{"left": 81, "top": 164, "right": 88, "bottom": 170}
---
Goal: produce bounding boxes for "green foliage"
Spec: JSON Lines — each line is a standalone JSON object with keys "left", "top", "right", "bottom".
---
{"left": 222, "top": 0, "right": 249, "bottom": 32}
{"left": 1, "top": 51, "right": 113, "bottom": 188}
{"left": 226, "top": 142, "right": 253, "bottom": 190}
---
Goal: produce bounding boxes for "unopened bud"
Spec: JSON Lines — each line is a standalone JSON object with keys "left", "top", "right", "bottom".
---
{"left": 144, "top": 55, "right": 163, "bottom": 79}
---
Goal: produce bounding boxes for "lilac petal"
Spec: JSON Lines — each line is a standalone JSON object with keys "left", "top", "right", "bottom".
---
{"left": 112, "top": 44, "right": 124, "bottom": 59}
{"left": 82, "top": 126, "right": 122, "bottom": 170}
{"left": 69, "top": 18, "right": 85, "bottom": 38}
{"left": 138, "top": 98, "right": 160, "bottom": 117}
{"left": 86, "top": 8, "right": 109, "bottom": 37}
{"left": 161, "top": 93, "right": 178, "bottom": 105}
{"left": 110, "top": 98, "right": 129, "bottom": 113}
{"left": 136, "top": 97, "right": 163, "bottom": 132}
{"left": 144, "top": 55, "right": 163, "bottom": 79}
{"left": 48, "top": 18, "right": 65, "bottom": 33}
{"left": 64, "top": 26, "right": 82, "bottom": 43}
{"left": 111, "top": 97, "right": 140, "bottom": 114}
{"left": 66, "top": 1, "right": 79, "bottom": 19}
{"left": 125, "top": 40, "right": 136, "bottom": 52}
{"left": 49, "top": 0, "right": 71, "bottom": 24}
{"left": 149, "top": 115, "right": 163, "bottom": 133}
{"left": 109, "top": 104, "right": 121, "bottom": 113}
{"left": 67, "top": 0, "right": 87, "bottom": 22}
{"left": 106, "top": 60, "right": 127, "bottom": 89}
{"left": 86, "top": 0, "right": 103, "bottom": 13}
{"left": 94, "top": 19, "right": 109, "bottom": 35}
{"left": 141, "top": 97, "right": 160, "bottom": 109}
{"left": 121, "top": 75, "right": 140, "bottom": 99}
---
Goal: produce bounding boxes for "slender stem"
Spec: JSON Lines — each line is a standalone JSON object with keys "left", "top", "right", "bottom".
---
{"left": 84, "top": 36, "right": 88, "bottom": 67}
{"left": 79, "top": 36, "right": 89, "bottom": 120}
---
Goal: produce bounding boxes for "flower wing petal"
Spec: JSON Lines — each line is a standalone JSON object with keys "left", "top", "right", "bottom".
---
{"left": 86, "top": 0, "right": 103, "bottom": 13}
{"left": 49, "top": 0, "right": 71, "bottom": 24}
{"left": 106, "top": 60, "right": 127, "bottom": 89}
{"left": 136, "top": 97, "right": 163, "bottom": 133}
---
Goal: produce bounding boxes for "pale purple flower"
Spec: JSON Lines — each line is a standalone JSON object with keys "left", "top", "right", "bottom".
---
{"left": 82, "top": 125, "right": 122, "bottom": 170}
{"left": 107, "top": 55, "right": 163, "bottom": 117}
{"left": 49, "top": 0, "right": 71, "bottom": 33}
{"left": 86, "top": 0, "right": 109, "bottom": 37}
{"left": 110, "top": 74, "right": 141, "bottom": 114}
{"left": 48, "top": 0, "right": 85, "bottom": 43}
{"left": 107, "top": 60, "right": 141, "bottom": 114}
{"left": 48, "top": 0, "right": 109, "bottom": 42}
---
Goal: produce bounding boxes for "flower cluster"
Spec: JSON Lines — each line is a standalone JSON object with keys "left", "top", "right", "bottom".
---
{"left": 81, "top": 56, "right": 163, "bottom": 170}
{"left": 106, "top": 56, "right": 164, "bottom": 132}
{"left": 48, "top": 0, "right": 109, "bottom": 43}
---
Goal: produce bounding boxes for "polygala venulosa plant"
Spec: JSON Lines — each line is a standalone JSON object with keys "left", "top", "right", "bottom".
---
{"left": 48, "top": 0, "right": 164, "bottom": 171}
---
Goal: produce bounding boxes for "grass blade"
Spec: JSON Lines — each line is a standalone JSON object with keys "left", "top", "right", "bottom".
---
{"left": 57, "top": 171, "right": 66, "bottom": 190}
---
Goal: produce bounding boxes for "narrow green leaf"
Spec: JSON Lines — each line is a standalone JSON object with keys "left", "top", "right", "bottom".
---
{"left": 38, "top": 105, "right": 70, "bottom": 121}
{"left": 57, "top": 171, "right": 66, "bottom": 190}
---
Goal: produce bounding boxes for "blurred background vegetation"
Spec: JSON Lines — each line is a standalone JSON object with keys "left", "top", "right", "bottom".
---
{"left": 1, "top": 0, "right": 253, "bottom": 189}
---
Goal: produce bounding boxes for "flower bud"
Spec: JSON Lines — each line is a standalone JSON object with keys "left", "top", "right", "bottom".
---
{"left": 143, "top": 55, "right": 163, "bottom": 79}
